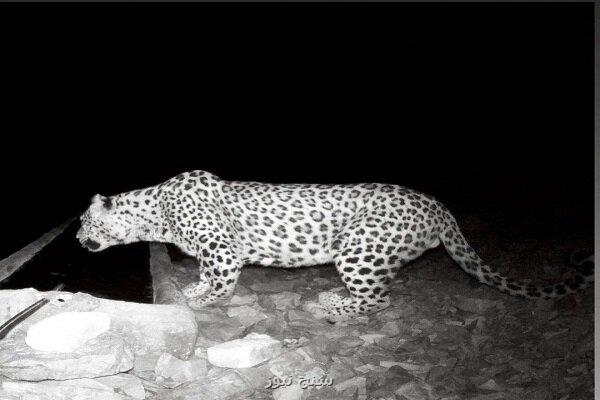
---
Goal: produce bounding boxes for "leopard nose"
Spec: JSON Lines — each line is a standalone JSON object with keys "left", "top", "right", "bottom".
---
{"left": 83, "top": 239, "right": 101, "bottom": 250}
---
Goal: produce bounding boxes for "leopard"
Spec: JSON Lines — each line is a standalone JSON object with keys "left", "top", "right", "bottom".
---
{"left": 76, "top": 170, "right": 594, "bottom": 321}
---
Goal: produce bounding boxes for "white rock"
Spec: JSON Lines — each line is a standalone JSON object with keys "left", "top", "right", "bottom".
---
{"left": 226, "top": 305, "right": 268, "bottom": 327}
{"left": 273, "top": 383, "right": 305, "bottom": 400}
{"left": 207, "top": 333, "right": 282, "bottom": 368}
{"left": 155, "top": 352, "right": 208, "bottom": 387}
{"left": 26, "top": 311, "right": 111, "bottom": 352}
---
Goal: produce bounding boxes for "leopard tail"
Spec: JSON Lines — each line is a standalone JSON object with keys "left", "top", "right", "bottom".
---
{"left": 439, "top": 209, "right": 593, "bottom": 299}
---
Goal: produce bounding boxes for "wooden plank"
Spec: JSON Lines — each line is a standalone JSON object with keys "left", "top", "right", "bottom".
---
{"left": 0, "top": 217, "right": 75, "bottom": 284}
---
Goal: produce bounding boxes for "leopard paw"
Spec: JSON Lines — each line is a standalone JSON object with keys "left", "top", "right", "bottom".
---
{"left": 317, "top": 291, "right": 352, "bottom": 308}
{"left": 181, "top": 280, "right": 211, "bottom": 299}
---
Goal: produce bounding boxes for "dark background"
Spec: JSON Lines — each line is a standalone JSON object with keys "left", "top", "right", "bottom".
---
{"left": 0, "top": 3, "right": 593, "bottom": 260}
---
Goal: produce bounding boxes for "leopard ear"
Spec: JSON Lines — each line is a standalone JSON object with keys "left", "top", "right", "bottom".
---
{"left": 91, "top": 194, "right": 113, "bottom": 210}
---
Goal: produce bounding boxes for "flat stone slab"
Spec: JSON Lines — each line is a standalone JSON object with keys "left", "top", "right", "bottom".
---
{"left": 0, "top": 289, "right": 198, "bottom": 359}
{"left": 0, "top": 373, "right": 145, "bottom": 400}
{"left": 0, "top": 330, "right": 133, "bottom": 380}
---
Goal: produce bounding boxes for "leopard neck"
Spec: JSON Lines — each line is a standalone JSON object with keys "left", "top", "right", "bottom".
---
{"left": 111, "top": 186, "right": 173, "bottom": 244}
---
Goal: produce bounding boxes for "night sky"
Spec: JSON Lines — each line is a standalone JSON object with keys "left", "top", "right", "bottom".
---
{"left": 0, "top": 3, "right": 593, "bottom": 259}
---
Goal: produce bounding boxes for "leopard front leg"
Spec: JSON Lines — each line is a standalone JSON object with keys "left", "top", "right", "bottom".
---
{"left": 182, "top": 237, "right": 243, "bottom": 310}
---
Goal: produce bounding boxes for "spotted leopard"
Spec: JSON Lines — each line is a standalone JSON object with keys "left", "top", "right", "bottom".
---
{"left": 76, "top": 170, "right": 594, "bottom": 321}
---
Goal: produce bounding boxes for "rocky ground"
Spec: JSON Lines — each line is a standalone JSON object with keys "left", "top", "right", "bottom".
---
{"left": 0, "top": 207, "right": 593, "bottom": 400}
